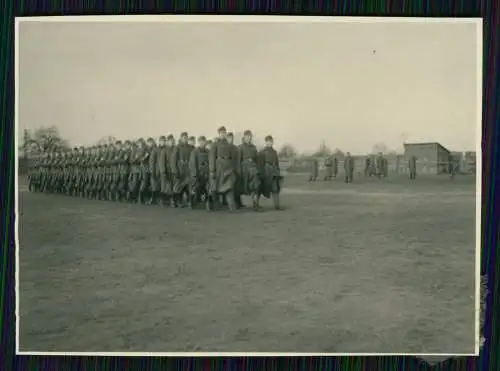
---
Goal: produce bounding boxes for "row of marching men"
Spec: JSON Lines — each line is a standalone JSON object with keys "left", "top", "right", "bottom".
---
{"left": 27, "top": 127, "right": 284, "bottom": 211}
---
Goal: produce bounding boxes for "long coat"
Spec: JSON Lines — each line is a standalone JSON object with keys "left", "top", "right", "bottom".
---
{"left": 171, "top": 143, "right": 193, "bottom": 194}
{"left": 258, "top": 147, "right": 282, "bottom": 198}
{"left": 209, "top": 138, "right": 237, "bottom": 194}
{"left": 238, "top": 142, "right": 261, "bottom": 195}
{"left": 189, "top": 147, "right": 210, "bottom": 195}
{"left": 157, "top": 145, "right": 174, "bottom": 195}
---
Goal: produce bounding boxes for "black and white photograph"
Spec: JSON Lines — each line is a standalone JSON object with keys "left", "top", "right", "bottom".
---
{"left": 16, "top": 16, "right": 481, "bottom": 355}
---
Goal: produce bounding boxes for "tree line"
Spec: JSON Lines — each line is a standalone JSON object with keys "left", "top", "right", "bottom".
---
{"left": 19, "top": 126, "right": 397, "bottom": 159}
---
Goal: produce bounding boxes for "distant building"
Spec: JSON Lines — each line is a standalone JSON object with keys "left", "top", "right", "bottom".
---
{"left": 403, "top": 142, "right": 450, "bottom": 174}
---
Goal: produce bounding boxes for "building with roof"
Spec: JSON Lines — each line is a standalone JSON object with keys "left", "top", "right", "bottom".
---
{"left": 403, "top": 142, "right": 450, "bottom": 174}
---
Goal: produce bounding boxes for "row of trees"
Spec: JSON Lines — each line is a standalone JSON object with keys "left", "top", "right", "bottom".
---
{"left": 278, "top": 141, "right": 397, "bottom": 159}
{"left": 20, "top": 126, "right": 397, "bottom": 159}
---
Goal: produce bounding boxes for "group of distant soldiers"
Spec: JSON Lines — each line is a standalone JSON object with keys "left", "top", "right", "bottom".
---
{"left": 308, "top": 153, "right": 422, "bottom": 182}
{"left": 309, "top": 152, "right": 464, "bottom": 182}
{"left": 26, "top": 127, "right": 284, "bottom": 211}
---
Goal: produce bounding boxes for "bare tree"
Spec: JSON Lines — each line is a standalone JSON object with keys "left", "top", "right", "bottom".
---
{"left": 313, "top": 140, "right": 332, "bottom": 157}
{"left": 278, "top": 144, "right": 298, "bottom": 158}
{"left": 21, "top": 126, "right": 70, "bottom": 154}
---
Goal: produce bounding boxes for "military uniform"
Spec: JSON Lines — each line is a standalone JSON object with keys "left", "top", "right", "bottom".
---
{"left": 148, "top": 139, "right": 160, "bottom": 204}
{"left": 238, "top": 132, "right": 261, "bottom": 209}
{"left": 128, "top": 142, "right": 142, "bottom": 202}
{"left": 208, "top": 127, "right": 238, "bottom": 210}
{"left": 344, "top": 153, "right": 354, "bottom": 183}
{"left": 157, "top": 135, "right": 175, "bottom": 206}
{"left": 258, "top": 135, "right": 283, "bottom": 210}
{"left": 409, "top": 156, "right": 417, "bottom": 180}
{"left": 333, "top": 156, "right": 338, "bottom": 178}
{"left": 171, "top": 133, "right": 193, "bottom": 206}
{"left": 309, "top": 158, "right": 318, "bottom": 182}
{"left": 116, "top": 142, "right": 131, "bottom": 201}
{"left": 324, "top": 156, "right": 333, "bottom": 180}
{"left": 189, "top": 136, "right": 210, "bottom": 208}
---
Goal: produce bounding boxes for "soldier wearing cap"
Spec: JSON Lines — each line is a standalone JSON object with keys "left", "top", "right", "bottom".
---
{"left": 115, "top": 140, "right": 131, "bottom": 201}
{"left": 344, "top": 152, "right": 354, "bottom": 183}
{"left": 409, "top": 155, "right": 417, "bottom": 180}
{"left": 137, "top": 137, "right": 155, "bottom": 204}
{"left": 188, "top": 136, "right": 196, "bottom": 150}
{"left": 127, "top": 141, "right": 141, "bottom": 202}
{"left": 258, "top": 135, "right": 283, "bottom": 210}
{"left": 238, "top": 130, "right": 261, "bottom": 210}
{"left": 96, "top": 144, "right": 107, "bottom": 200}
{"left": 226, "top": 132, "right": 245, "bottom": 208}
{"left": 144, "top": 137, "right": 160, "bottom": 204}
{"left": 323, "top": 155, "right": 333, "bottom": 181}
{"left": 170, "top": 132, "right": 193, "bottom": 207}
{"left": 208, "top": 126, "right": 238, "bottom": 211}
{"left": 90, "top": 145, "right": 99, "bottom": 199}
{"left": 158, "top": 134, "right": 175, "bottom": 206}
{"left": 188, "top": 135, "right": 210, "bottom": 209}
{"left": 309, "top": 157, "right": 318, "bottom": 182}
{"left": 375, "top": 152, "right": 384, "bottom": 179}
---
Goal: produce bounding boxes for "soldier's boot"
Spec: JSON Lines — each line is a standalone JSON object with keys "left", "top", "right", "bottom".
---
{"left": 236, "top": 194, "right": 245, "bottom": 209}
{"left": 272, "top": 192, "right": 282, "bottom": 210}
{"left": 125, "top": 191, "right": 131, "bottom": 202}
{"left": 252, "top": 194, "right": 261, "bottom": 212}
{"left": 187, "top": 194, "right": 195, "bottom": 209}
{"left": 225, "top": 192, "right": 236, "bottom": 211}
{"left": 170, "top": 195, "right": 178, "bottom": 208}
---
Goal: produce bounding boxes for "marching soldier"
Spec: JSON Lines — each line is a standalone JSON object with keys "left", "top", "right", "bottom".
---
{"left": 239, "top": 130, "right": 261, "bottom": 210}
{"left": 227, "top": 132, "right": 244, "bottom": 208}
{"left": 171, "top": 132, "right": 193, "bottom": 207}
{"left": 208, "top": 126, "right": 237, "bottom": 211}
{"left": 333, "top": 156, "right": 338, "bottom": 178}
{"left": 324, "top": 155, "right": 333, "bottom": 180}
{"left": 409, "top": 155, "right": 417, "bottom": 180}
{"left": 188, "top": 135, "right": 210, "bottom": 209}
{"left": 376, "top": 153, "right": 384, "bottom": 179}
{"left": 344, "top": 152, "right": 354, "bottom": 183}
{"left": 309, "top": 158, "right": 318, "bottom": 182}
{"left": 158, "top": 134, "right": 175, "bottom": 207}
{"left": 146, "top": 138, "right": 160, "bottom": 205}
{"left": 258, "top": 135, "right": 283, "bottom": 210}
{"left": 138, "top": 138, "right": 154, "bottom": 204}
{"left": 116, "top": 140, "right": 131, "bottom": 201}
{"left": 88, "top": 146, "right": 99, "bottom": 199}
{"left": 128, "top": 140, "right": 143, "bottom": 202}
{"left": 364, "top": 157, "right": 371, "bottom": 177}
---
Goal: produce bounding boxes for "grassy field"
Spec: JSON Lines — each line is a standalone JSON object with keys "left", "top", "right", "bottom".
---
{"left": 18, "top": 174, "right": 477, "bottom": 353}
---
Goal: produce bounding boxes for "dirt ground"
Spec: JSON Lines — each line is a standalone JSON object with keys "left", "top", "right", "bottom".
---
{"left": 17, "top": 174, "right": 477, "bottom": 353}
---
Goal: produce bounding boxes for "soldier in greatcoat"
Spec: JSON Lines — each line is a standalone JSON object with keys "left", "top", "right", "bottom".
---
{"left": 409, "top": 155, "right": 417, "bottom": 180}
{"left": 323, "top": 156, "right": 333, "bottom": 180}
{"left": 344, "top": 152, "right": 354, "bottom": 183}
{"left": 157, "top": 134, "right": 175, "bottom": 207}
{"left": 128, "top": 141, "right": 142, "bottom": 202}
{"left": 258, "top": 135, "right": 283, "bottom": 210}
{"left": 171, "top": 132, "right": 194, "bottom": 207}
{"left": 227, "top": 132, "right": 244, "bottom": 208}
{"left": 238, "top": 130, "right": 261, "bottom": 210}
{"left": 208, "top": 126, "right": 238, "bottom": 211}
{"left": 146, "top": 137, "right": 160, "bottom": 205}
{"left": 309, "top": 158, "right": 318, "bottom": 182}
{"left": 188, "top": 135, "right": 210, "bottom": 209}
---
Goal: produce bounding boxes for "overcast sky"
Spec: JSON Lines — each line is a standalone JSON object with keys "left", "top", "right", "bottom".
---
{"left": 17, "top": 17, "right": 480, "bottom": 154}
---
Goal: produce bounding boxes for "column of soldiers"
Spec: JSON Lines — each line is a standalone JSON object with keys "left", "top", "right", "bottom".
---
{"left": 26, "top": 127, "right": 284, "bottom": 212}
